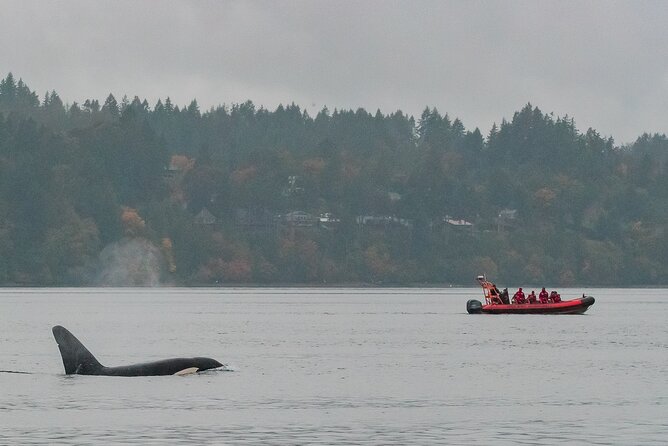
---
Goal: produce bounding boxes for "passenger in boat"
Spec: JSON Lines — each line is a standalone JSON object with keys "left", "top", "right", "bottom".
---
{"left": 512, "top": 288, "right": 526, "bottom": 304}
{"left": 500, "top": 288, "right": 510, "bottom": 304}
{"left": 527, "top": 290, "right": 537, "bottom": 304}
{"left": 553, "top": 292, "right": 562, "bottom": 303}
{"left": 539, "top": 288, "right": 549, "bottom": 304}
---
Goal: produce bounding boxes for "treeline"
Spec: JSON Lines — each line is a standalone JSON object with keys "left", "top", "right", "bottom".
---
{"left": 0, "top": 72, "right": 666, "bottom": 286}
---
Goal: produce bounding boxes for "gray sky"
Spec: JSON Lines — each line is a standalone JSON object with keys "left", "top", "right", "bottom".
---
{"left": 1, "top": 1, "right": 666, "bottom": 143}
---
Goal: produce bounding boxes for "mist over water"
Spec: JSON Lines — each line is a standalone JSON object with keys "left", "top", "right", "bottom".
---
{"left": 1, "top": 288, "right": 666, "bottom": 444}
{"left": 95, "top": 238, "right": 163, "bottom": 286}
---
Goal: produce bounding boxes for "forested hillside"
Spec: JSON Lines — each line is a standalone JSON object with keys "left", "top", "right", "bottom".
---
{"left": 0, "top": 73, "right": 666, "bottom": 286}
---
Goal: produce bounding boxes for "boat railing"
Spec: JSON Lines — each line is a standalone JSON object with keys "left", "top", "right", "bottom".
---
{"left": 476, "top": 275, "right": 497, "bottom": 305}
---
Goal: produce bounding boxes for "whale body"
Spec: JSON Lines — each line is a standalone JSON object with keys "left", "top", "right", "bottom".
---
{"left": 52, "top": 325, "right": 223, "bottom": 376}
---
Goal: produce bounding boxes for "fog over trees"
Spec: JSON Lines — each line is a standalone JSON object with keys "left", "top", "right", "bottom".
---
{"left": 0, "top": 73, "right": 666, "bottom": 286}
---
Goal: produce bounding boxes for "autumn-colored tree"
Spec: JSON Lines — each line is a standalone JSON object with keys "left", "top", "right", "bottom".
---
{"left": 222, "top": 258, "right": 252, "bottom": 282}
{"left": 302, "top": 158, "right": 326, "bottom": 176}
{"left": 254, "top": 255, "right": 278, "bottom": 283}
{"left": 121, "top": 207, "right": 145, "bottom": 236}
{"left": 230, "top": 166, "right": 258, "bottom": 184}
{"left": 363, "top": 243, "right": 396, "bottom": 282}
{"left": 170, "top": 154, "right": 195, "bottom": 172}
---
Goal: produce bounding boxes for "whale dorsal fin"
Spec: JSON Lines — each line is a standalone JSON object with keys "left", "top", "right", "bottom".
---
{"left": 52, "top": 326, "right": 103, "bottom": 374}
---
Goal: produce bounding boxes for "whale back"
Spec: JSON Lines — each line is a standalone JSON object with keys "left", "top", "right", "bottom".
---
{"left": 52, "top": 325, "right": 103, "bottom": 374}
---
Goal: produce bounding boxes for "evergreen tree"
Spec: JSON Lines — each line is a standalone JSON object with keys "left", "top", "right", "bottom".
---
{"left": 102, "top": 93, "right": 120, "bottom": 118}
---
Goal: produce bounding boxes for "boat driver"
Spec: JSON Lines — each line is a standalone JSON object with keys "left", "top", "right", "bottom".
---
{"left": 500, "top": 288, "right": 510, "bottom": 304}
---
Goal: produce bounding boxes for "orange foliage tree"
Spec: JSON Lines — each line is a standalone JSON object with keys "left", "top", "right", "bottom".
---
{"left": 230, "top": 166, "right": 258, "bottom": 185}
{"left": 121, "top": 207, "right": 146, "bottom": 236}
{"left": 363, "top": 244, "right": 396, "bottom": 282}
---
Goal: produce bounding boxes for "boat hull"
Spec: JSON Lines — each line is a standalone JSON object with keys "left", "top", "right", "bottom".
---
{"left": 473, "top": 296, "right": 595, "bottom": 314}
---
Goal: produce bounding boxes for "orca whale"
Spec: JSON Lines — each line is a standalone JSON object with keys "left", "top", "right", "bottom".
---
{"left": 52, "top": 325, "right": 223, "bottom": 376}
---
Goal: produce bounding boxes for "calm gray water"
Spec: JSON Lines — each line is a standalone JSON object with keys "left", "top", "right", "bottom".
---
{"left": 1, "top": 288, "right": 666, "bottom": 445}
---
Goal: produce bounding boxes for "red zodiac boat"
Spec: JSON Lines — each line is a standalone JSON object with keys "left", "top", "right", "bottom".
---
{"left": 467, "top": 275, "right": 595, "bottom": 314}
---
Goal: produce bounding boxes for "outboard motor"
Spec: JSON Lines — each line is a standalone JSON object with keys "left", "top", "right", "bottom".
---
{"left": 467, "top": 299, "right": 483, "bottom": 314}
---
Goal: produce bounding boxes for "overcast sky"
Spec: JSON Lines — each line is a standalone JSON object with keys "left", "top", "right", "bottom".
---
{"left": 1, "top": 1, "right": 666, "bottom": 143}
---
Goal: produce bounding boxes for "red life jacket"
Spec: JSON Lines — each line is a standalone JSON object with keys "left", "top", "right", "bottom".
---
{"left": 539, "top": 290, "right": 548, "bottom": 303}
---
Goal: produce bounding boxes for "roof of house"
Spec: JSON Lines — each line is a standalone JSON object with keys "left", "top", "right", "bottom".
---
{"left": 194, "top": 207, "right": 217, "bottom": 225}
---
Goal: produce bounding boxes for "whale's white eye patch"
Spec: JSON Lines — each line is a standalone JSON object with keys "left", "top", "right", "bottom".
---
{"left": 174, "top": 367, "right": 199, "bottom": 376}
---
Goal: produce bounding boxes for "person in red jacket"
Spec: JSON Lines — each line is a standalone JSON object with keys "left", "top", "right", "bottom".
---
{"left": 527, "top": 290, "right": 537, "bottom": 304}
{"left": 512, "top": 288, "right": 526, "bottom": 304}
{"left": 553, "top": 292, "right": 562, "bottom": 303}
{"left": 539, "top": 288, "right": 549, "bottom": 304}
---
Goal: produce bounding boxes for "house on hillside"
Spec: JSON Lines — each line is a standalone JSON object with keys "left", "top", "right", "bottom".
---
{"left": 194, "top": 207, "right": 217, "bottom": 226}
{"left": 356, "top": 215, "right": 412, "bottom": 229}
{"left": 444, "top": 217, "right": 474, "bottom": 231}
{"left": 318, "top": 213, "right": 341, "bottom": 230}
{"left": 282, "top": 211, "right": 317, "bottom": 227}
{"left": 496, "top": 208, "right": 518, "bottom": 231}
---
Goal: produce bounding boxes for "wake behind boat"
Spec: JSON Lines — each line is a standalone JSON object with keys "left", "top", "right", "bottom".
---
{"left": 467, "top": 275, "right": 595, "bottom": 314}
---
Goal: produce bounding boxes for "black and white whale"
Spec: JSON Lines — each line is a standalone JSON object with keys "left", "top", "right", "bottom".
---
{"left": 52, "top": 325, "right": 223, "bottom": 376}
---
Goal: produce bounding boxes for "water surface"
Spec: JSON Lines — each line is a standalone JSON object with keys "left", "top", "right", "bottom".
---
{"left": 1, "top": 288, "right": 666, "bottom": 444}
